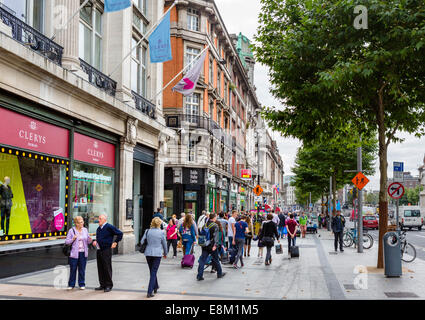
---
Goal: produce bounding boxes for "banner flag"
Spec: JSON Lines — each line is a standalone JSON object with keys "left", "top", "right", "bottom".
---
{"left": 104, "top": 0, "right": 132, "bottom": 13}
{"left": 172, "top": 50, "right": 207, "bottom": 96}
{"left": 149, "top": 11, "right": 172, "bottom": 63}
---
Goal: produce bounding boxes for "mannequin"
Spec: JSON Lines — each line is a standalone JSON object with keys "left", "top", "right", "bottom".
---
{"left": 0, "top": 177, "right": 13, "bottom": 235}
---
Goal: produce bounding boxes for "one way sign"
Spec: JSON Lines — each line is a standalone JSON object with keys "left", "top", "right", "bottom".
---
{"left": 387, "top": 182, "right": 405, "bottom": 200}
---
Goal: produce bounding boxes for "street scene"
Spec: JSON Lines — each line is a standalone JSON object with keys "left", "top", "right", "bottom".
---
{"left": 0, "top": 0, "right": 425, "bottom": 306}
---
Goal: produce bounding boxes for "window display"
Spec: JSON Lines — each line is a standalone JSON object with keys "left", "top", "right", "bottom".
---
{"left": 71, "top": 163, "right": 114, "bottom": 234}
{"left": 0, "top": 148, "right": 68, "bottom": 240}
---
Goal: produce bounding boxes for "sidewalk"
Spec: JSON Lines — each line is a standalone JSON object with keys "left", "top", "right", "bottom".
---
{"left": 0, "top": 228, "right": 424, "bottom": 300}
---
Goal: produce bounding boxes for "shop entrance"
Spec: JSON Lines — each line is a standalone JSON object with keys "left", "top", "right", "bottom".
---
{"left": 133, "top": 161, "right": 154, "bottom": 244}
{"left": 184, "top": 191, "right": 198, "bottom": 217}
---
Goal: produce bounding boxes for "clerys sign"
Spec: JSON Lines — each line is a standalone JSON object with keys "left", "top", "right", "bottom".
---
{"left": 241, "top": 169, "right": 252, "bottom": 180}
{"left": 0, "top": 107, "right": 69, "bottom": 157}
{"left": 74, "top": 133, "right": 115, "bottom": 168}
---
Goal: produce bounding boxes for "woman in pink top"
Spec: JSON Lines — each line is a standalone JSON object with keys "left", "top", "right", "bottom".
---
{"left": 166, "top": 218, "right": 178, "bottom": 258}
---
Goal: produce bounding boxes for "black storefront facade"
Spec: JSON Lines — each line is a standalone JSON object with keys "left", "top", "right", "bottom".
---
{"left": 164, "top": 167, "right": 206, "bottom": 221}
{"left": 0, "top": 90, "right": 120, "bottom": 278}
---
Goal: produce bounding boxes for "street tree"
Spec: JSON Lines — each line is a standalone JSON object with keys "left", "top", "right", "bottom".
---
{"left": 254, "top": 0, "right": 425, "bottom": 268}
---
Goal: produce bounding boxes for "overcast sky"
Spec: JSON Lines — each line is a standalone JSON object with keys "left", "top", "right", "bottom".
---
{"left": 214, "top": 0, "right": 425, "bottom": 191}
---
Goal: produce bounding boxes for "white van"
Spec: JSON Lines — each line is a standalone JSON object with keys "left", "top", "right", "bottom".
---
{"left": 398, "top": 206, "right": 423, "bottom": 231}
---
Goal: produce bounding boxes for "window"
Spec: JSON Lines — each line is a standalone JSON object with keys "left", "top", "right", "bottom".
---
{"left": 79, "top": 3, "right": 103, "bottom": 70}
{"left": 2, "top": 0, "right": 44, "bottom": 32}
{"left": 209, "top": 58, "right": 214, "bottom": 86}
{"left": 217, "top": 69, "right": 221, "bottom": 95}
{"left": 404, "top": 210, "right": 420, "bottom": 217}
{"left": 132, "top": 0, "right": 147, "bottom": 16}
{"left": 185, "top": 47, "right": 200, "bottom": 69}
{"left": 188, "top": 139, "right": 196, "bottom": 162}
{"left": 131, "top": 37, "right": 147, "bottom": 97}
{"left": 209, "top": 101, "right": 214, "bottom": 119}
{"left": 72, "top": 163, "right": 114, "bottom": 234}
{"left": 133, "top": 12, "right": 147, "bottom": 34}
{"left": 187, "top": 8, "right": 200, "bottom": 31}
{"left": 185, "top": 93, "right": 200, "bottom": 124}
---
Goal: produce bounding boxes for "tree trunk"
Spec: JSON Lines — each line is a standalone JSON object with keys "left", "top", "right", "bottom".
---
{"left": 332, "top": 173, "right": 337, "bottom": 216}
{"left": 377, "top": 87, "right": 388, "bottom": 269}
{"left": 321, "top": 194, "right": 325, "bottom": 215}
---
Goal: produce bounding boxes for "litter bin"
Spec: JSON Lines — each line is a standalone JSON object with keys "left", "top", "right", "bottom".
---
{"left": 383, "top": 231, "right": 402, "bottom": 277}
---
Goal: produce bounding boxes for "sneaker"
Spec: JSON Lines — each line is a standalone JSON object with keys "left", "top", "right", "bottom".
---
{"left": 217, "top": 272, "right": 226, "bottom": 279}
{"left": 67, "top": 287, "right": 73, "bottom": 291}
{"left": 79, "top": 287, "right": 85, "bottom": 290}
{"left": 197, "top": 277, "right": 204, "bottom": 281}
{"left": 233, "top": 263, "right": 239, "bottom": 269}
{"left": 241, "top": 262, "right": 244, "bottom": 267}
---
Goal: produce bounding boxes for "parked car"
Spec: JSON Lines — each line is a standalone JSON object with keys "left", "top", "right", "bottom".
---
{"left": 363, "top": 214, "right": 378, "bottom": 230}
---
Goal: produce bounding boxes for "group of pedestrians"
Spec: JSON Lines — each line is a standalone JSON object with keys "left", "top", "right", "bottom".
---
{"left": 63, "top": 208, "right": 318, "bottom": 299}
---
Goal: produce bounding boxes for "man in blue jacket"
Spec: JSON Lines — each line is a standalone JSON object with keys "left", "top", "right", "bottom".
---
{"left": 331, "top": 210, "right": 346, "bottom": 253}
{"left": 92, "top": 214, "right": 123, "bottom": 292}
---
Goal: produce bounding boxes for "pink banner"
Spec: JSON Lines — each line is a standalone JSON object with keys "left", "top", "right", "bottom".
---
{"left": 74, "top": 133, "right": 115, "bottom": 168}
{"left": 0, "top": 107, "right": 69, "bottom": 157}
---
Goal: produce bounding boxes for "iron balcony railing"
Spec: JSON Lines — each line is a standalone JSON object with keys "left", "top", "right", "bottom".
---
{"left": 0, "top": 4, "right": 63, "bottom": 66}
{"left": 165, "top": 114, "right": 233, "bottom": 148}
{"left": 132, "top": 90, "right": 156, "bottom": 120}
{"left": 79, "top": 59, "right": 117, "bottom": 96}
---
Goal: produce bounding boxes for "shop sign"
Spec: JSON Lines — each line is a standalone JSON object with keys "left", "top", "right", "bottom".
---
{"left": 74, "top": 133, "right": 115, "bottom": 168}
{"left": 0, "top": 107, "right": 69, "bottom": 157}
{"left": 53, "top": 208, "right": 65, "bottom": 230}
{"left": 241, "top": 169, "right": 252, "bottom": 180}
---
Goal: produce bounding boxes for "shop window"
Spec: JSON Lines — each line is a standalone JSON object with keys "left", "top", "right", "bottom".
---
{"left": 0, "top": 149, "right": 68, "bottom": 240}
{"left": 71, "top": 163, "right": 114, "bottom": 234}
{"left": 164, "top": 189, "right": 173, "bottom": 218}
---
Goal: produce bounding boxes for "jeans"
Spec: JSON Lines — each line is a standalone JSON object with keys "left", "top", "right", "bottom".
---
{"left": 288, "top": 236, "right": 296, "bottom": 252}
{"left": 334, "top": 231, "right": 344, "bottom": 251}
{"left": 234, "top": 238, "right": 245, "bottom": 266}
{"left": 167, "top": 239, "right": 177, "bottom": 257}
{"left": 266, "top": 245, "right": 273, "bottom": 263}
{"left": 146, "top": 256, "right": 161, "bottom": 295}
{"left": 228, "top": 236, "right": 234, "bottom": 249}
{"left": 197, "top": 248, "right": 222, "bottom": 279}
{"left": 68, "top": 252, "right": 87, "bottom": 287}
{"left": 278, "top": 226, "right": 285, "bottom": 238}
{"left": 182, "top": 240, "right": 194, "bottom": 255}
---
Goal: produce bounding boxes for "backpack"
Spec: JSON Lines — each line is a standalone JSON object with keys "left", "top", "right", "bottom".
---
{"left": 198, "top": 215, "right": 207, "bottom": 233}
{"left": 198, "top": 222, "right": 215, "bottom": 247}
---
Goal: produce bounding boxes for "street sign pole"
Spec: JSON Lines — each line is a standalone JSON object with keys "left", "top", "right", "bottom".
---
{"left": 396, "top": 198, "right": 400, "bottom": 236}
{"left": 357, "top": 143, "right": 363, "bottom": 253}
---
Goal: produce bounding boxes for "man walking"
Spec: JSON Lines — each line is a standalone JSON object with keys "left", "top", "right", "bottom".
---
{"left": 233, "top": 215, "right": 249, "bottom": 269}
{"left": 286, "top": 214, "right": 298, "bottom": 255}
{"left": 227, "top": 210, "right": 238, "bottom": 249}
{"left": 332, "top": 210, "right": 345, "bottom": 252}
{"left": 92, "top": 215, "right": 123, "bottom": 292}
{"left": 278, "top": 211, "right": 286, "bottom": 239}
{"left": 197, "top": 213, "right": 226, "bottom": 281}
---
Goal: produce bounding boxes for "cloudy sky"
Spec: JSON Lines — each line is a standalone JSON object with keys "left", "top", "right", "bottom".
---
{"left": 214, "top": 0, "right": 425, "bottom": 191}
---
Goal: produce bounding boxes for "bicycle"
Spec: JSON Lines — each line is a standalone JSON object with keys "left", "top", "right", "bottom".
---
{"left": 400, "top": 231, "right": 416, "bottom": 263}
{"left": 343, "top": 228, "right": 373, "bottom": 249}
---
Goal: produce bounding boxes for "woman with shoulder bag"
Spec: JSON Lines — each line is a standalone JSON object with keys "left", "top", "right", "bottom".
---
{"left": 259, "top": 214, "right": 280, "bottom": 266}
{"left": 244, "top": 215, "right": 254, "bottom": 257}
{"left": 140, "top": 217, "right": 168, "bottom": 298}
{"left": 65, "top": 216, "right": 92, "bottom": 290}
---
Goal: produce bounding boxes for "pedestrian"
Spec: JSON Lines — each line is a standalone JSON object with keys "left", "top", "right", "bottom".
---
{"left": 233, "top": 215, "right": 249, "bottom": 269}
{"left": 217, "top": 212, "right": 228, "bottom": 249}
{"left": 299, "top": 212, "right": 308, "bottom": 238}
{"left": 178, "top": 212, "right": 185, "bottom": 229}
{"left": 197, "top": 210, "right": 209, "bottom": 233}
{"left": 92, "top": 214, "right": 123, "bottom": 292}
{"left": 259, "top": 214, "right": 280, "bottom": 265}
{"left": 65, "top": 216, "right": 92, "bottom": 290}
{"left": 257, "top": 224, "right": 265, "bottom": 258}
{"left": 166, "top": 217, "right": 178, "bottom": 258}
{"left": 211, "top": 217, "right": 226, "bottom": 273}
{"left": 140, "top": 217, "right": 168, "bottom": 298}
{"left": 196, "top": 213, "right": 226, "bottom": 281}
{"left": 153, "top": 208, "right": 164, "bottom": 221}
{"left": 286, "top": 214, "right": 298, "bottom": 256}
{"left": 277, "top": 211, "right": 286, "bottom": 239}
{"left": 331, "top": 210, "right": 345, "bottom": 253}
{"left": 179, "top": 214, "right": 197, "bottom": 256}
{"left": 227, "top": 210, "right": 238, "bottom": 249}
{"left": 272, "top": 210, "right": 280, "bottom": 226}
{"left": 190, "top": 212, "right": 199, "bottom": 238}
{"left": 244, "top": 215, "right": 254, "bottom": 257}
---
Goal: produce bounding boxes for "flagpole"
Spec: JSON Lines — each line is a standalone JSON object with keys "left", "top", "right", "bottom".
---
{"left": 51, "top": 0, "right": 91, "bottom": 41}
{"left": 151, "top": 45, "right": 209, "bottom": 103}
{"left": 107, "top": 0, "right": 179, "bottom": 78}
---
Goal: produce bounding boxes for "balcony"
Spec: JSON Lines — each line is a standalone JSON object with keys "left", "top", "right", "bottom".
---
{"left": 0, "top": 4, "right": 63, "bottom": 66}
{"left": 79, "top": 59, "right": 117, "bottom": 97}
{"left": 132, "top": 91, "right": 156, "bottom": 120}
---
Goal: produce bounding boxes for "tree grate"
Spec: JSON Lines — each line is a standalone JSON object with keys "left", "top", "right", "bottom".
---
{"left": 384, "top": 292, "right": 419, "bottom": 298}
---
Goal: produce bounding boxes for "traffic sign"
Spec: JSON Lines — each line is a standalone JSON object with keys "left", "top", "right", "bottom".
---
{"left": 352, "top": 172, "right": 369, "bottom": 190}
{"left": 393, "top": 162, "right": 404, "bottom": 172}
{"left": 253, "top": 185, "right": 263, "bottom": 196}
{"left": 388, "top": 182, "right": 405, "bottom": 199}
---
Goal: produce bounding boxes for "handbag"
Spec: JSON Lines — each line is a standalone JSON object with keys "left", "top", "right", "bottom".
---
{"left": 62, "top": 228, "right": 76, "bottom": 257}
{"left": 139, "top": 229, "right": 150, "bottom": 254}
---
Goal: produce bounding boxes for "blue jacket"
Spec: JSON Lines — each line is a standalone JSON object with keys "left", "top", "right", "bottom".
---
{"left": 179, "top": 224, "right": 196, "bottom": 243}
{"left": 141, "top": 228, "right": 167, "bottom": 257}
{"left": 96, "top": 223, "right": 123, "bottom": 250}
